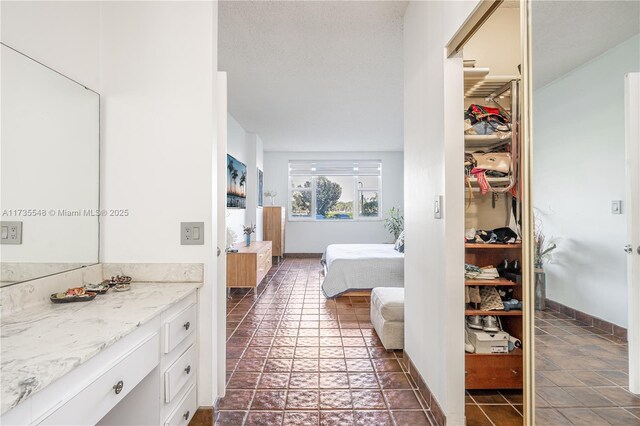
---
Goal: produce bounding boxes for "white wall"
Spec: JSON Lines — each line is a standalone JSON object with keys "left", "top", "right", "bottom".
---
{"left": 463, "top": 8, "right": 520, "bottom": 75}
{"left": 226, "top": 114, "right": 264, "bottom": 243}
{"left": 533, "top": 35, "right": 640, "bottom": 327}
{"left": 227, "top": 114, "right": 250, "bottom": 241}
{"left": 263, "top": 151, "right": 404, "bottom": 253}
{"left": 403, "top": 1, "right": 479, "bottom": 424}
{"left": 99, "top": 1, "right": 218, "bottom": 406}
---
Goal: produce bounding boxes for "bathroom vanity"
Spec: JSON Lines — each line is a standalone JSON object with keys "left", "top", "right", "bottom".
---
{"left": 1, "top": 279, "right": 201, "bottom": 426}
{"left": 0, "top": 43, "right": 207, "bottom": 425}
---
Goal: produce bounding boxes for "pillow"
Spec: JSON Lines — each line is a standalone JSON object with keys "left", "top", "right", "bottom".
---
{"left": 394, "top": 231, "right": 405, "bottom": 253}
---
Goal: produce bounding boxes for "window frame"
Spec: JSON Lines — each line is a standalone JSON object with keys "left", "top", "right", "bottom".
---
{"left": 287, "top": 161, "right": 383, "bottom": 222}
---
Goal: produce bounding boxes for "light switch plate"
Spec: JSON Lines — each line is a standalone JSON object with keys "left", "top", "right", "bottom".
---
{"left": 612, "top": 200, "right": 623, "bottom": 215}
{"left": 181, "top": 222, "right": 204, "bottom": 245}
{"left": 434, "top": 195, "right": 443, "bottom": 219}
{"left": 1, "top": 221, "right": 23, "bottom": 244}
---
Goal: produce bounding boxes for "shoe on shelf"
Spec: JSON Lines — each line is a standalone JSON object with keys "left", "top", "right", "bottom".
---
{"left": 482, "top": 315, "right": 500, "bottom": 332}
{"left": 507, "top": 259, "right": 520, "bottom": 273}
{"left": 467, "top": 315, "right": 483, "bottom": 330}
{"left": 465, "top": 329, "right": 475, "bottom": 353}
{"left": 469, "top": 286, "right": 482, "bottom": 304}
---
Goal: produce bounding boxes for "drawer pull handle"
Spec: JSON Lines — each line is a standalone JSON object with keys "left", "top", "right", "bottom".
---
{"left": 113, "top": 380, "right": 124, "bottom": 395}
{"left": 183, "top": 411, "right": 190, "bottom": 420}
{"left": 184, "top": 321, "right": 191, "bottom": 330}
{"left": 184, "top": 365, "right": 191, "bottom": 374}
{"left": 512, "top": 369, "right": 518, "bottom": 376}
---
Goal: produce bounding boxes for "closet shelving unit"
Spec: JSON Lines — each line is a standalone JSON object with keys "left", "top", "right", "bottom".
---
{"left": 464, "top": 72, "right": 524, "bottom": 390}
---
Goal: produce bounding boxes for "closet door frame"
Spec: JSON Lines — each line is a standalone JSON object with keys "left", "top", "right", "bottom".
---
{"left": 445, "top": 1, "right": 535, "bottom": 424}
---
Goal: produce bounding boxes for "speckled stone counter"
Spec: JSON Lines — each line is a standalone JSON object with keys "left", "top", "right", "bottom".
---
{"left": 0, "top": 282, "right": 200, "bottom": 415}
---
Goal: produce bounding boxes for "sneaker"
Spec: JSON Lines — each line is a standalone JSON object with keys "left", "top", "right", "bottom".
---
{"left": 482, "top": 316, "right": 500, "bottom": 332}
{"left": 465, "top": 329, "right": 475, "bottom": 353}
{"left": 467, "top": 315, "right": 483, "bottom": 330}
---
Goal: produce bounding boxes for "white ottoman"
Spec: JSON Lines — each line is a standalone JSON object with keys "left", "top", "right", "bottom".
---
{"left": 371, "top": 287, "right": 405, "bottom": 350}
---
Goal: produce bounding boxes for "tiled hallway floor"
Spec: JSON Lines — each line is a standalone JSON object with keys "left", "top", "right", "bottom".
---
{"left": 465, "top": 308, "right": 640, "bottom": 425}
{"left": 216, "top": 257, "right": 435, "bottom": 425}
{"left": 218, "top": 257, "right": 640, "bottom": 425}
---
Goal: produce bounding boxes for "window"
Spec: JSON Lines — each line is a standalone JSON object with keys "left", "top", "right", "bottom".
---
{"left": 288, "top": 160, "right": 382, "bottom": 221}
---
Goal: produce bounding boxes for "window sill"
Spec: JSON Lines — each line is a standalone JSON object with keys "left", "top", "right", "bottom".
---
{"left": 287, "top": 218, "right": 383, "bottom": 223}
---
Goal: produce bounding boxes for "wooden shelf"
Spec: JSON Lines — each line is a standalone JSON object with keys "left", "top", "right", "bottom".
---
{"left": 465, "top": 243, "right": 522, "bottom": 249}
{"left": 465, "top": 278, "right": 518, "bottom": 286}
{"left": 464, "top": 134, "right": 511, "bottom": 150}
{"left": 465, "top": 309, "right": 522, "bottom": 316}
{"left": 465, "top": 348, "right": 522, "bottom": 357}
{"left": 466, "top": 176, "right": 512, "bottom": 187}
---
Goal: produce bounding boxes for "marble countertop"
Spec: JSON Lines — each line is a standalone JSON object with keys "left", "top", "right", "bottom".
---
{"left": 0, "top": 282, "right": 201, "bottom": 415}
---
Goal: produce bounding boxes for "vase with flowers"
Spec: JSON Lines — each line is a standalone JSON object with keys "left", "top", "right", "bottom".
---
{"left": 264, "top": 190, "right": 277, "bottom": 206}
{"left": 534, "top": 215, "right": 557, "bottom": 310}
{"left": 243, "top": 223, "right": 256, "bottom": 247}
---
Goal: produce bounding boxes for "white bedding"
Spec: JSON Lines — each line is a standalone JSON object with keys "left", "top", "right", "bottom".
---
{"left": 321, "top": 244, "right": 404, "bottom": 298}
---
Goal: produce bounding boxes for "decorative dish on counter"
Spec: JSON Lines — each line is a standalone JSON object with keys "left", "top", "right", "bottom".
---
{"left": 50, "top": 287, "right": 97, "bottom": 303}
{"left": 84, "top": 282, "right": 110, "bottom": 294}
{"left": 102, "top": 275, "right": 132, "bottom": 287}
{"left": 113, "top": 283, "right": 131, "bottom": 292}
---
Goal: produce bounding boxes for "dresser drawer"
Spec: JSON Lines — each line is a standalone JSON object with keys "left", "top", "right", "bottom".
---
{"left": 164, "top": 384, "right": 196, "bottom": 426}
{"left": 164, "top": 304, "right": 196, "bottom": 354}
{"left": 38, "top": 333, "right": 159, "bottom": 425}
{"left": 465, "top": 353, "right": 522, "bottom": 389}
{"left": 257, "top": 257, "right": 270, "bottom": 278}
{"left": 164, "top": 344, "right": 196, "bottom": 403}
{"left": 257, "top": 245, "right": 271, "bottom": 261}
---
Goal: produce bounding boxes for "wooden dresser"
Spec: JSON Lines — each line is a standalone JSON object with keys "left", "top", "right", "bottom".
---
{"left": 226, "top": 241, "right": 272, "bottom": 292}
{"left": 263, "top": 206, "right": 286, "bottom": 260}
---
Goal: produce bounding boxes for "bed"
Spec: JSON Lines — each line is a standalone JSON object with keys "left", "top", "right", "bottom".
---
{"left": 320, "top": 244, "right": 404, "bottom": 298}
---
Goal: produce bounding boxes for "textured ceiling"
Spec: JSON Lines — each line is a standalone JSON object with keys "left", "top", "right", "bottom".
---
{"left": 219, "top": 1, "right": 407, "bottom": 152}
{"left": 532, "top": 0, "right": 640, "bottom": 89}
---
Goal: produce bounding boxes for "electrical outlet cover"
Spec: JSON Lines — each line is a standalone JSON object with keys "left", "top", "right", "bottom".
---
{"left": 0, "top": 221, "right": 23, "bottom": 244}
{"left": 181, "top": 222, "right": 204, "bottom": 245}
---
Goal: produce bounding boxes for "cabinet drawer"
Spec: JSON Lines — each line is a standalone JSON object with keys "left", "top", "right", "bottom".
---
{"left": 257, "top": 258, "right": 271, "bottom": 284}
{"left": 38, "top": 333, "right": 159, "bottom": 425}
{"left": 257, "top": 247, "right": 271, "bottom": 262}
{"left": 164, "top": 384, "right": 196, "bottom": 426}
{"left": 164, "top": 344, "right": 196, "bottom": 403}
{"left": 465, "top": 353, "right": 522, "bottom": 389}
{"left": 164, "top": 304, "right": 196, "bottom": 354}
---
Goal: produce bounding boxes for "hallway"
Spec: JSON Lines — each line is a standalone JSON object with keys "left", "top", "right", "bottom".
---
{"left": 216, "top": 257, "right": 433, "bottom": 425}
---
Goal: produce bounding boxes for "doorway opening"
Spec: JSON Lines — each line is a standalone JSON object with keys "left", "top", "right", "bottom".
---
{"left": 216, "top": 1, "right": 410, "bottom": 424}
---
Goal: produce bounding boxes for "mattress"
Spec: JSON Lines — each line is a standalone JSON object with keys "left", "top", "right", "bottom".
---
{"left": 320, "top": 244, "right": 404, "bottom": 298}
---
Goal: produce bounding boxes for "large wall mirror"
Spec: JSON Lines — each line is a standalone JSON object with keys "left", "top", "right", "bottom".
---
{"left": 0, "top": 44, "right": 100, "bottom": 286}
{"left": 532, "top": 1, "right": 640, "bottom": 424}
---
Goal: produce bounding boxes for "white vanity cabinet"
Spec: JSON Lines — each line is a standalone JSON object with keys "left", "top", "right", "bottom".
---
{"left": 0, "top": 286, "right": 199, "bottom": 426}
{"left": 160, "top": 294, "right": 198, "bottom": 425}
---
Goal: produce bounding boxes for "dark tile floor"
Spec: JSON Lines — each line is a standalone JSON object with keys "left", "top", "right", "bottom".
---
{"left": 465, "top": 308, "right": 640, "bottom": 425}
{"left": 534, "top": 308, "right": 640, "bottom": 425}
{"left": 215, "top": 256, "right": 640, "bottom": 425}
{"left": 215, "top": 257, "right": 435, "bottom": 426}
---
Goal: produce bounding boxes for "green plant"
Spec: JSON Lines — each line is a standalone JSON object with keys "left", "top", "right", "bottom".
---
{"left": 384, "top": 207, "right": 404, "bottom": 240}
